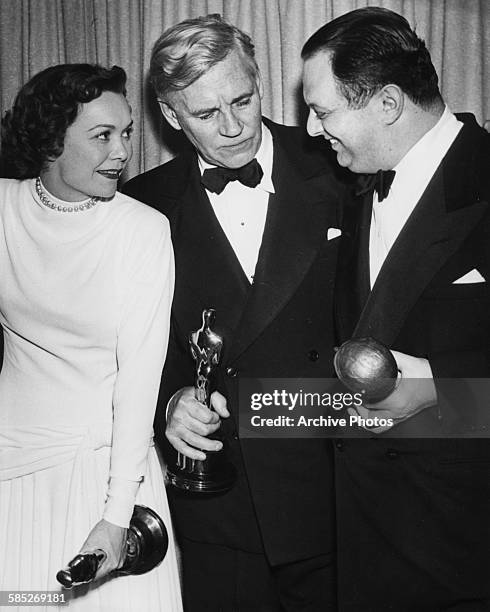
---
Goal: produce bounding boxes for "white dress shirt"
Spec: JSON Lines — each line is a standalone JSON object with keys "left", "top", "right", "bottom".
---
{"left": 198, "top": 124, "right": 275, "bottom": 283}
{"left": 369, "top": 107, "right": 463, "bottom": 287}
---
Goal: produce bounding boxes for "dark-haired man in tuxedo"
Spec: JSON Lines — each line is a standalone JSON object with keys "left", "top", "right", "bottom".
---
{"left": 123, "top": 14, "right": 346, "bottom": 612}
{"left": 302, "top": 7, "right": 490, "bottom": 612}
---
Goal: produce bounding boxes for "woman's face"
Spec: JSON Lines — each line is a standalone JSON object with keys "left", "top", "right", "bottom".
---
{"left": 41, "top": 91, "right": 133, "bottom": 201}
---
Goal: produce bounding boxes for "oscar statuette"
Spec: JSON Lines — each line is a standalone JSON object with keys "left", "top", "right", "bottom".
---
{"left": 166, "top": 308, "right": 236, "bottom": 493}
{"left": 56, "top": 505, "right": 168, "bottom": 588}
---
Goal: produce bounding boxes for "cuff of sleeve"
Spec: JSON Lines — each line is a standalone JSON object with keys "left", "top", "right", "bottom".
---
{"left": 103, "top": 477, "right": 140, "bottom": 528}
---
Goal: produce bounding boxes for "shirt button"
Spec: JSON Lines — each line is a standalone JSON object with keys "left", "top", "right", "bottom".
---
{"left": 226, "top": 367, "right": 238, "bottom": 378}
{"left": 308, "top": 350, "right": 320, "bottom": 362}
{"left": 335, "top": 440, "right": 345, "bottom": 451}
{"left": 386, "top": 449, "right": 399, "bottom": 459}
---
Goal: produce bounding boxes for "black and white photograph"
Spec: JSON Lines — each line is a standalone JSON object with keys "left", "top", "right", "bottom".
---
{"left": 0, "top": 1, "right": 489, "bottom": 611}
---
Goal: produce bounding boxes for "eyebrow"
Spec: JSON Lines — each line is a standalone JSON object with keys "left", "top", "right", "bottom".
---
{"left": 308, "top": 102, "right": 331, "bottom": 114}
{"left": 189, "top": 91, "right": 253, "bottom": 116}
{"left": 88, "top": 120, "right": 134, "bottom": 132}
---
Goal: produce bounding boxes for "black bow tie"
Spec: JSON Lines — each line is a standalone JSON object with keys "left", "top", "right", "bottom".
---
{"left": 201, "top": 159, "right": 263, "bottom": 194}
{"left": 355, "top": 169, "right": 396, "bottom": 202}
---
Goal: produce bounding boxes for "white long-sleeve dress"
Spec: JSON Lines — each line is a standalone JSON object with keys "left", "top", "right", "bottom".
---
{"left": 0, "top": 178, "right": 182, "bottom": 611}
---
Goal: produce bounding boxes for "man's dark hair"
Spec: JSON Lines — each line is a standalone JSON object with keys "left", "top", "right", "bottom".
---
{"left": 301, "top": 7, "right": 442, "bottom": 109}
{"left": 0, "top": 63, "right": 127, "bottom": 178}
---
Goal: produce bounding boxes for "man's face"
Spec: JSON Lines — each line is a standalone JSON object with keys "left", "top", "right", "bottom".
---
{"left": 161, "top": 49, "right": 263, "bottom": 169}
{"left": 302, "top": 51, "right": 384, "bottom": 174}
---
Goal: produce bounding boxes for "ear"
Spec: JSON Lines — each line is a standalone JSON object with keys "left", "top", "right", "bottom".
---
{"left": 256, "top": 71, "right": 264, "bottom": 100}
{"left": 158, "top": 101, "right": 182, "bottom": 131}
{"left": 378, "top": 84, "right": 404, "bottom": 125}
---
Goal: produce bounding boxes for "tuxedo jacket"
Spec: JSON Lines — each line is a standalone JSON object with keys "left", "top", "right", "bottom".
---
{"left": 123, "top": 119, "right": 346, "bottom": 565}
{"left": 334, "top": 115, "right": 490, "bottom": 611}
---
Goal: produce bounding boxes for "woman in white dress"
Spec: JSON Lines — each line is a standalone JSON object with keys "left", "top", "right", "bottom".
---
{"left": 0, "top": 64, "right": 182, "bottom": 611}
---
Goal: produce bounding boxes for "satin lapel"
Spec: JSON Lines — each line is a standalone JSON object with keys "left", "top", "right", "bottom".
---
{"left": 335, "top": 193, "right": 372, "bottom": 342}
{"left": 172, "top": 156, "right": 250, "bottom": 362}
{"left": 228, "top": 141, "right": 338, "bottom": 362}
{"left": 353, "top": 153, "right": 488, "bottom": 345}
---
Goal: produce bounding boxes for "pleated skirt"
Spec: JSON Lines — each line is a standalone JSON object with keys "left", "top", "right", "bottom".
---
{"left": 0, "top": 445, "right": 183, "bottom": 612}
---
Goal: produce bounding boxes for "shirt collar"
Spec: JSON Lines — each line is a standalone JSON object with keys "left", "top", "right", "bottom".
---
{"left": 197, "top": 123, "right": 275, "bottom": 194}
{"left": 393, "top": 106, "right": 462, "bottom": 177}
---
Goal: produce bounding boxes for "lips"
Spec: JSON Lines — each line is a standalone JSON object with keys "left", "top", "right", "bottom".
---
{"left": 223, "top": 138, "right": 252, "bottom": 150}
{"left": 97, "top": 169, "right": 122, "bottom": 180}
{"left": 327, "top": 138, "right": 343, "bottom": 153}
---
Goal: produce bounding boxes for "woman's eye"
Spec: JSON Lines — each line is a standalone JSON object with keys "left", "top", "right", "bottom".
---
{"left": 96, "top": 131, "right": 110, "bottom": 141}
{"left": 122, "top": 127, "right": 133, "bottom": 140}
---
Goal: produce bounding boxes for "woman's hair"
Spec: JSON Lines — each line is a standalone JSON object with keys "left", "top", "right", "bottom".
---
{"left": 0, "top": 63, "right": 127, "bottom": 179}
{"left": 150, "top": 14, "right": 258, "bottom": 101}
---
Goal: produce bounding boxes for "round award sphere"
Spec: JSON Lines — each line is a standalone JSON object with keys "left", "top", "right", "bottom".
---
{"left": 334, "top": 337, "right": 398, "bottom": 402}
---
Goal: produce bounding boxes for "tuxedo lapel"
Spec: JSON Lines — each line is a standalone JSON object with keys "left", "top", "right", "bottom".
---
{"left": 335, "top": 193, "right": 372, "bottom": 342}
{"left": 228, "top": 128, "right": 339, "bottom": 361}
{"left": 351, "top": 119, "right": 488, "bottom": 345}
{"left": 171, "top": 154, "right": 250, "bottom": 361}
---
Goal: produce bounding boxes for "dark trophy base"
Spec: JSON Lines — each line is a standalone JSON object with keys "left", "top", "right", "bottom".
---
{"left": 118, "top": 505, "right": 168, "bottom": 575}
{"left": 167, "top": 449, "right": 236, "bottom": 494}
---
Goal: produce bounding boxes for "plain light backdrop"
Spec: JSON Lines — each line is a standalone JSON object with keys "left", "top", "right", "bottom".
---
{"left": 0, "top": 0, "right": 488, "bottom": 181}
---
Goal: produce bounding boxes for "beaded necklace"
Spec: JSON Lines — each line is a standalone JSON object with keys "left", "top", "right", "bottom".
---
{"left": 35, "top": 178, "right": 99, "bottom": 213}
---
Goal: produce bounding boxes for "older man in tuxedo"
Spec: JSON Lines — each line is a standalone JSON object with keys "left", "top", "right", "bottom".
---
{"left": 302, "top": 7, "right": 490, "bottom": 612}
{"left": 123, "top": 14, "right": 346, "bottom": 612}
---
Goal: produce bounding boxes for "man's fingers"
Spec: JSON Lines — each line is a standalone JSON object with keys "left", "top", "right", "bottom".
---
{"left": 166, "top": 430, "right": 223, "bottom": 460}
{"left": 165, "top": 387, "right": 229, "bottom": 458}
{"left": 167, "top": 434, "right": 207, "bottom": 461}
{"left": 171, "top": 400, "right": 220, "bottom": 425}
{"left": 210, "top": 390, "right": 230, "bottom": 418}
{"left": 168, "top": 387, "right": 220, "bottom": 423}
{"left": 168, "top": 414, "right": 221, "bottom": 439}
{"left": 192, "top": 396, "right": 223, "bottom": 422}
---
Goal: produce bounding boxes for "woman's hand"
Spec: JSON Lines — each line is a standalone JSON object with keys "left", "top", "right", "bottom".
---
{"left": 79, "top": 519, "right": 127, "bottom": 581}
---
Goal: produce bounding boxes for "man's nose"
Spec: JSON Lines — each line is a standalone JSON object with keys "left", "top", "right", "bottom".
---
{"left": 306, "top": 110, "right": 324, "bottom": 137}
{"left": 219, "top": 109, "right": 243, "bottom": 138}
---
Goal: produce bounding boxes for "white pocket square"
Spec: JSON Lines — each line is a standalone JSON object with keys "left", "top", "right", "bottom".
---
{"left": 453, "top": 269, "right": 486, "bottom": 284}
{"left": 327, "top": 228, "right": 342, "bottom": 240}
